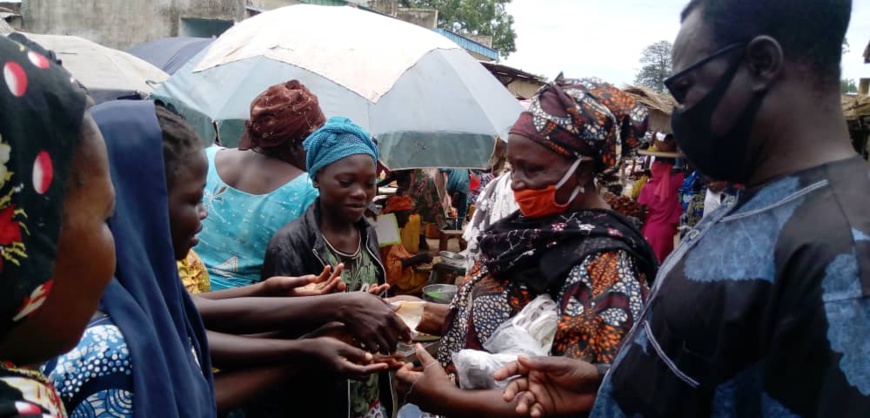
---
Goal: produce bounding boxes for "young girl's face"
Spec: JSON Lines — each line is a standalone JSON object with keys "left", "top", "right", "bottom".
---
{"left": 167, "top": 148, "right": 208, "bottom": 260}
{"left": 315, "top": 154, "right": 377, "bottom": 224}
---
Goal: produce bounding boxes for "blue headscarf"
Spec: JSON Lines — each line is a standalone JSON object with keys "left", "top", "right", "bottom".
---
{"left": 303, "top": 116, "right": 378, "bottom": 179}
{"left": 90, "top": 100, "right": 216, "bottom": 418}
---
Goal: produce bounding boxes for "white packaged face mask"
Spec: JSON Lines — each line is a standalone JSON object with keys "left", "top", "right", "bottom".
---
{"left": 392, "top": 301, "right": 425, "bottom": 338}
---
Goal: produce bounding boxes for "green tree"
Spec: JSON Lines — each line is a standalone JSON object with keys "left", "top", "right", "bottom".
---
{"left": 634, "top": 41, "right": 673, "bottom": 93}
{"left": 841, "top": 79, "right": 858, "bottom": 94}
{"left": 398, "top": 0, "right": 517, "bottom": 58}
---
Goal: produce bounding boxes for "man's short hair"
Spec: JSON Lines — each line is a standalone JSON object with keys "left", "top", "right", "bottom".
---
{"left": 681, "top": 0, "right": 852, "bottom": 86}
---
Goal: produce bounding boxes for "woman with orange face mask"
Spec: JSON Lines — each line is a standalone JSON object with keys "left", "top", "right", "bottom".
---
{"left": 394, "top": 77, "right": 659, "bottom": 417}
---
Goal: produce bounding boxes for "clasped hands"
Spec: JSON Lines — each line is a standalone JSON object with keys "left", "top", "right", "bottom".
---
{"left": 262, "top": 264, "right": 412, "bottom": 379}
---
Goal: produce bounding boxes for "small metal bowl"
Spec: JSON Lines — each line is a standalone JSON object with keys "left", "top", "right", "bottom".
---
{"left": 438, "top": 251, "right": 465, "bottom": 269}
{"left": 439, "top": 251, "right": 463, "bottom": 263}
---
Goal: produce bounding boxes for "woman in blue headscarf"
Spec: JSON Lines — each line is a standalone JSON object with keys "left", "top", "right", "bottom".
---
{"left": 261, "top": 117, "right": 408, "bottom": 418}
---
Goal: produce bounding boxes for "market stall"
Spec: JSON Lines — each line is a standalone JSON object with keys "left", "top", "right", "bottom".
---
{"left": 842, "top": 94, "right": 870, "bottom": 160}
{"left": 624, "top": 85, "right": 678, "bottom": 134}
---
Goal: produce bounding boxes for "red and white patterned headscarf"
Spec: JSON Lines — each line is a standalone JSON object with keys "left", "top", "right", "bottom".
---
{"left": 0, "top": 36, "right": 88, "bottom": 337}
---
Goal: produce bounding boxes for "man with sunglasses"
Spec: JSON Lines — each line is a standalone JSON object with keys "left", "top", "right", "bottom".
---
{"left": 492, "top": 0, "right": 870, "bottom": 416}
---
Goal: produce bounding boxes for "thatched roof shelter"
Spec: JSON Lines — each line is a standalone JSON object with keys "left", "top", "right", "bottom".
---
{"left": 864, "top": 38, "right": 870, "bottom": 64}
{"left": 843, "top": 94, "right": 870, "bottom": 160}
{"left": 0, "top": 19, "right": 13, "bottom": 35}
{"left": 624, "top": 85, "right": 676, "bottom": 115}
{"left": 624, "top": 85, "right": 677, "bottom": 133}
{"left": 843, "top": 94, "right": 870, "bottom": 121}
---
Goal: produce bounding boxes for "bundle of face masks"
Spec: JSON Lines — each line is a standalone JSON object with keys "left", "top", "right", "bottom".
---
{"left": 452, "top": 295, "right": 558, "bottom": 389}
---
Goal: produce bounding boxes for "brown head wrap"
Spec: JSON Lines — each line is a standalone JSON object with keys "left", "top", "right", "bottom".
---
{"left": 239, "top": 80, "right": 326, "bottom": 152}
{"left": 509, "top": 76, "right": 649, "bottom": 170}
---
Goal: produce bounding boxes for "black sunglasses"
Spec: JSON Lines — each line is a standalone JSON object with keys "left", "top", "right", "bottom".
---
{"left": 664, "top": 42, "right": 747, "bottom": 103}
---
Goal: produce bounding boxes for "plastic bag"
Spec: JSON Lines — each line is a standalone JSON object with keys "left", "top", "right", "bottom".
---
{"left": 452, "top": 350, "right": 519, "bottom": 390}
{"left": 452, "top": 295, "right": 559, "bottom": 389}
{"left": 483, "top": 294, "right": 558, "bottom": 356}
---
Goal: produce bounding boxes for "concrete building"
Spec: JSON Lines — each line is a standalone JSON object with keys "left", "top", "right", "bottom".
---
{"left": 21, "top": 0, "right": 501, "bottom": 61}
{"left": 21, "top": 0, "right": 245, "bottom": 50}
{"left": 0, "top": 1, "right": 21, "bottom": 30}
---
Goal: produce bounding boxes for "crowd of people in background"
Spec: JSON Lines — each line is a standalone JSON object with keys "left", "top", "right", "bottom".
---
{"left": 0, "top": 0, "right": 868, "bottom": 417}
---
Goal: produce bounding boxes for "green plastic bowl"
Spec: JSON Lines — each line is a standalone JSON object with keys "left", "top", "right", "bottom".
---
{"left": 423, "top": 284, "right": 458, "bottom": 304}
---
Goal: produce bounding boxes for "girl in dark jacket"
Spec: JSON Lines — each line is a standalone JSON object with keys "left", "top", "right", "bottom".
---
{"left": 260, "top": 117, "right": 405, "bottom": 418}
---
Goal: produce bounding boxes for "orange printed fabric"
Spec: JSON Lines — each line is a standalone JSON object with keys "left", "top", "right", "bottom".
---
{"left": 438, "top": 250, "right": 649, "bottom": 372}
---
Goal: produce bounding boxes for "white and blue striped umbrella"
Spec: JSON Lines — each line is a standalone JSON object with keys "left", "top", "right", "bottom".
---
{"left": 153, "top": 4, "right": 521, "bottom": 170}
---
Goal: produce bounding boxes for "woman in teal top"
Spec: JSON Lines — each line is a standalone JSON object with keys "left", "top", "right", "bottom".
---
{"left": 195, "top": 80, "right": 324, "bottom": 290}
{"left": 198, "top": 146, "right": 319, "bottom": 289}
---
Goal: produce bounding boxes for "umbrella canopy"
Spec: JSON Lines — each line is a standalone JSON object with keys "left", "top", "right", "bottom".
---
{"left": 0, "top": 20, "right": 12, "bottom": 35}
{"left": 128, "top": 37, "right": 214, "bottom": 75}
{"left": 154, "top": 4, "right": 521, "bottom": 170}
{"left": 17, "top": 33, "right": 168, "bottom": 103}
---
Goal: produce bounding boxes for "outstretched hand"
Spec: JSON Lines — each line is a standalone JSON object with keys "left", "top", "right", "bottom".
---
{"left": 338, "top": 292, "right": 411, "bottom": 354}
{"left": 263, "top": 264, "right": 347, "bottom": 297}
{"left": 303, "top": 337, "right": 389, "bottom": 381}
{"left": 395, "top": 343, "right": 454, "bottom": 411}
{"left": 372, "top": 353, "right": 406, "bottom": 371}
{"left": 493, "top": 356, "right": 600, "bottom": 417}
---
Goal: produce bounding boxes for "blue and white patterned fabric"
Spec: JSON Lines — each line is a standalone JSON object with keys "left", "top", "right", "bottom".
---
{"left": 592, "top": 157, "right": 870, "bottom": 417}
{"left": 44, "top": 314, "right": 134, "bottom": 418}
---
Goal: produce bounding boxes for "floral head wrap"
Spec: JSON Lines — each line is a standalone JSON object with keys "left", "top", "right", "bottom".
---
{"left": 510, "top": 76, "right": 649, "bottom": 170}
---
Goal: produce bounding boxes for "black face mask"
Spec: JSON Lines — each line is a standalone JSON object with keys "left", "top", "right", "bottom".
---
{"left": 670, "top": 58, "right": 765, "bottom": 184}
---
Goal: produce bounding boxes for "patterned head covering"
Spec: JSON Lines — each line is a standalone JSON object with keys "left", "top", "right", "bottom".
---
{"left": 240, "top": 80, "right": 326, "bottom": 152}
{"left": 0, "top": 36, "right": 88, "bottom": 338}
{"left": 304, "top": 117, "right": 378, "bottom": 180}
{"left": 383, "top": 195, "right": 414, "bottom": 214}
{"left": 509, "top": 76, "right": 649, "bottom": 170}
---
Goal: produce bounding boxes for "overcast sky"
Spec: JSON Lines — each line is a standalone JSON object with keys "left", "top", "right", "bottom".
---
{"left": 503, "top": 0, "right": 870, "bottom": 87}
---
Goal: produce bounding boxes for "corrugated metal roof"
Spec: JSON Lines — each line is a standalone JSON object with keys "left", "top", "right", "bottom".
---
{"left": 302, "top": 0, "right": 349, "bottom": 6}
{"left": 432, "top": 28, "right": 498, "bottom": 61}
{"left": 245, "top": 5, "right": 267, "bottom": 15}
{"left": 0, "top": 19, "right": 12, "bottom": 35}
{"left": 481, "top": 61, "right": 541, "bottom": 82}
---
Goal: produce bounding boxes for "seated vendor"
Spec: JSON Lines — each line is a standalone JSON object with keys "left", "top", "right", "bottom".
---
{"left": 380, "top": 196, "right": 434, "bottom": 295}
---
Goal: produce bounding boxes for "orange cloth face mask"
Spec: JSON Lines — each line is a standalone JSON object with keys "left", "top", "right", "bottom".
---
{"left": 513, "top": 158, "right": 583, "bottom": 218}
